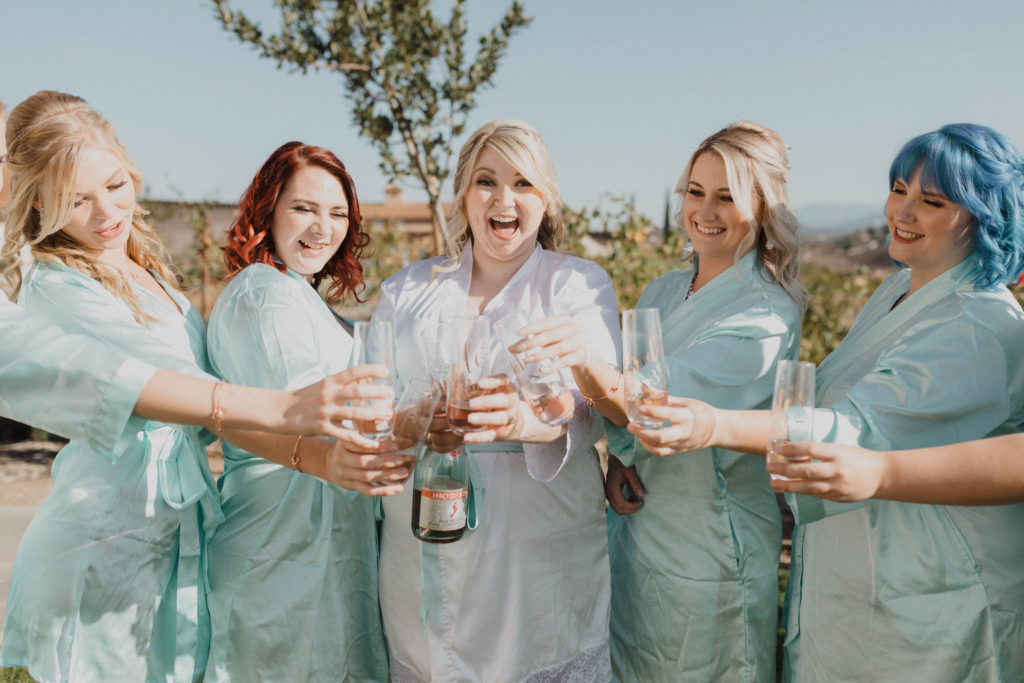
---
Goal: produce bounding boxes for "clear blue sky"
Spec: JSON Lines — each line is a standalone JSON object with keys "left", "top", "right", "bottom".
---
{"left": 4, "top": 0, "right": 1024, "bottom": 225}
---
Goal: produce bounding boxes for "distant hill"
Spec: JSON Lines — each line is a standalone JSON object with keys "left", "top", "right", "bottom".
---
{"left": 795, "top": 203, "right": 885, "bottom": 235}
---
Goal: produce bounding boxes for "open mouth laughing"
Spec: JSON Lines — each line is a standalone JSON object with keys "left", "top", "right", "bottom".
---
{"left": 490, "top": 215, "right": 519, "bottom": 240}
{"left": 298, "top": 239, "right": 329, "bottom": 252}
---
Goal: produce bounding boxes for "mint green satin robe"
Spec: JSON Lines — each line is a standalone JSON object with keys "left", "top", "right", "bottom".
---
{"left": 784, "top": 258, "right": 1024, "bottom": 682}
{"left": 1, "top": 261, "right": 221, "bottom": 683}
{"left": 204, "top": 263, "right": 387, "bottom": 683}
{"left": 605, "top": 251, "right": 801, "bottom": 682}
{"left": 0, "top": 298, "right": 155, "bottom": 450}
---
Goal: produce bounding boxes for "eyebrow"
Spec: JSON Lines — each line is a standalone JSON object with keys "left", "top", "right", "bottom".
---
{"left": 75, "top": 167, "right": 126, "bottom": 197}
{"left": 290, "top": 197, "right": 348, "bottom": 210}
{"left": 894, "top": 179, "right": 947, "bottom": 199}
{"left": 687, "top": 180, "right": 730, "bottom": 192}
{"left": 474, "top": 166, "right": 524, "bottom": 179}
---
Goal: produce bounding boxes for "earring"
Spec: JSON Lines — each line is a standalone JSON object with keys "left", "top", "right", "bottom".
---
{"left": 765, "top": 240, "right": 775, "bottom": 250}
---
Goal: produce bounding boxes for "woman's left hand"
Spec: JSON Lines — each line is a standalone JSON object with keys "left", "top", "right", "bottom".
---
{"left": 627, "top": 397, "right": 718, "bottom": 456}
{"left": 768, "top": 441, "right": 887, "bottom": 502}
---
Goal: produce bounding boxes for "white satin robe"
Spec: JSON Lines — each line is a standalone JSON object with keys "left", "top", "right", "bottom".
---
{"left": 373, "top": 245, "right": 620, "bottom": 683}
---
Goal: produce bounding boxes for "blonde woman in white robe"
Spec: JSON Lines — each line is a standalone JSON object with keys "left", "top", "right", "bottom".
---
{"left": 373, "top": 120, "right": 620, "bottom": 682}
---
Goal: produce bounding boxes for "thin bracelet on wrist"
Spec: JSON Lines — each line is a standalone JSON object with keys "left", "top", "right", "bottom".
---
{"left": 291, "top": 435, "right": 304, "bottom": 474}
{"left": 210, "top": 380, "right": 225, "bottom": 432}
{"left": 584, "top": 373, "right": 622, "bottom": 407}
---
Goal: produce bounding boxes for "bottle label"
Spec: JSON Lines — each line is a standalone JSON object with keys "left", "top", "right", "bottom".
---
{"left": 418, "top": 486, "right": 469, "bottom": 531}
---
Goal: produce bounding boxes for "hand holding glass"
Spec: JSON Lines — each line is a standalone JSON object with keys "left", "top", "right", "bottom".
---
{"left": 622, "top": 308, "right": 669, "bottom": 428}
{"left": 766, "top": 360, "right": 815, "bottom": 481}
{"left": 495, "top": 312, "right": 575, "bottom": 427}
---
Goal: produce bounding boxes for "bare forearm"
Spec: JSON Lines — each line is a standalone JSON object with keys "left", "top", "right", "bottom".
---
{"left": 134, "top": 370, "right": 293, "bottom": 432}
{"left": 217, "top": 428, "right": 331, "bottom": 480}
{"left": 572, "top": 361, "right": 627, "bottom": 427}
{"left": 878, "top": 434, "right": 1024, "bottom": 505}
{"left": 710, "top": 408, "right": 778, "bottom": 455}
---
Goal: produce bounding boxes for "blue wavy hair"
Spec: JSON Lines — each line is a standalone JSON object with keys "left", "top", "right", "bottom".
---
{"left": 889, "top": 123, "right": 1024, "bottom": 288}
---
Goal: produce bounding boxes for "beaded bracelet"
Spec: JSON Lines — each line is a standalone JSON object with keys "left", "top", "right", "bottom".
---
{"left": 210, "top": 380, "right": 225, "bottom": 432}
{"left": 291, "top": 435, "right": 304, "bottom": 474}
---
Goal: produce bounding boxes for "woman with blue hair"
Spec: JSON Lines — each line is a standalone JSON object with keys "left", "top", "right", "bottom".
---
{"left": 628, "top": 123, "right": 1024, "bottom": 681}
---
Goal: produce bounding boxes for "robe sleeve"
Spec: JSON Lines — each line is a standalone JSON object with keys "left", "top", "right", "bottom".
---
{"left": 20, "top": 265, "right": 213, "bottom": 380}
{"left": 18, "top": 265, "right": 215, "bottom": 456}
{"left": 207, "top": 277, "right": 330, "bottom": 392}
{"left": 790, "top": 313, "right": 1016, "bottom": 524}
{"left": 523, "top": 260, "right": 621, "bottom": 482}
{"left": 0, "top": 298, "right": 155, "bottom": 452}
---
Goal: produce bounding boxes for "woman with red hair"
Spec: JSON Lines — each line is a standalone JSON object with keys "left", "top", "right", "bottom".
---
{"left": 204, "top": 141, "right": 396, "bottom": 682}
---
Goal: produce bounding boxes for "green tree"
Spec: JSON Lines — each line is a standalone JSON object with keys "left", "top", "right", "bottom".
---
{"left": 212, "top": 0, "right": 531, "bottom": 254}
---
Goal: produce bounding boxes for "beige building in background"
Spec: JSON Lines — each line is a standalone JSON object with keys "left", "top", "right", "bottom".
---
{"left": 148, "top": 184, "right": 451, "bottom": 261}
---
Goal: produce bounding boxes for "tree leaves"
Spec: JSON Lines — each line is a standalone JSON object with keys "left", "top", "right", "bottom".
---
{"left": 212, "top": 0, "right": 531, "bottom": 253}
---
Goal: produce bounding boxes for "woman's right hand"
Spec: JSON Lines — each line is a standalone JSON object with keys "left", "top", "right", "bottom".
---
{"left": 285, "top": 364, "right": 394, "bottom": 439}
{"left": 627, "top": 397, "right": 718, "bottom": 456}
{"left": 325, "top": 430, "right": 414, "bottom": 496}
{"left": 604, "top": 454, "right": 645, "bottom": 514}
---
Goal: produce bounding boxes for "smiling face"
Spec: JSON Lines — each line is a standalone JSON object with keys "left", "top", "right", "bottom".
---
{"left": 465, "top": 147, "right": 547, "bottom": 270}
{"left": 886, "top": 164, "right": 974, "bottom": 288}
{"left": 681, "top": 152, "right": 755, "bottom": 277}
{"left": 271, "top": 164, "right": 349, "bottom": 279}
{"left": 56, "top": 145, "right": 135, "bottom": 261}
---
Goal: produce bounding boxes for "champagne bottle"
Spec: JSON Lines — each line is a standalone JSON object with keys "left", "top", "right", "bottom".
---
{"left": 412, "top": 445, "right": 470, "bottom": 543}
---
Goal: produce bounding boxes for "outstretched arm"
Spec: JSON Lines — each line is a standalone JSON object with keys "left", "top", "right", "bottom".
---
{"left": 768, "top": 435, "right": 1024, "bottom": 505}
{"left": 134, "top": 365, "right": 392, "bottom": 438}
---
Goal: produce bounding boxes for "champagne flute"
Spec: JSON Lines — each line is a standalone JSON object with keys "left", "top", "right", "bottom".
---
{"left": 351, "top": 320, "right": 396, "bottom": 441}
{"left": 391, "top": 378, "right": 442, "bottom": 446}
{"left": 766, "top": 359, "right": 816, "bottom": 481}
{"left": 416, "top": 319, "right": 458, "bottom": 393}
{"left": 446, "top": 315, "right": 500, "bottom": 434}
{"left": 622, "top": 308, "right": 669, "bottom": 428}
{"left": 495, "top": 312, "right": 574, "bottom": 426}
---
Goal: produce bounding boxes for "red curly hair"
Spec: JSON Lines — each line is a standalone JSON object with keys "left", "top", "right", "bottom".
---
{"left": 223, "top": 141, "right": 370, "bottom": 302}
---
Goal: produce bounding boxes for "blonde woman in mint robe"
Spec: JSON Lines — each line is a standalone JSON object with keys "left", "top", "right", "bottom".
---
{"left": 605, "top": 249, "right": 800, "bottom": 682}
{"left": 520, "top": 122, "right": 805, "bottom": 682}
{"left": 204, "top": 142, "right": 393, "bottom": 682}
{"left": 0, "top": 91, "right": 226, "bottom": 683}
{"left": 629, "top": 123, "right": 1024, "bottom": 682}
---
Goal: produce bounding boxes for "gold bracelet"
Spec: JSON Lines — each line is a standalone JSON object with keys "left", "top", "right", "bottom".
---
{"left": 290, "top": 435, "right": 304, "bottom": 473}
{"left": 210, "top": 380, "right": 225, "bottom": 432}
{"left": 584, "top": 373, "right": 621, "bottom": 407}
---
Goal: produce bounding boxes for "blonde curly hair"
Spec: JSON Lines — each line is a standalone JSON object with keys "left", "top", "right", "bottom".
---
{"left": 675, "top": 121, "right": 806, "bottom": 308}
{"left": 2, "top": 90, "right": 177, "bottom": 324}
{"left": 442, "top": 119, "right": 565, "bottom": 264}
